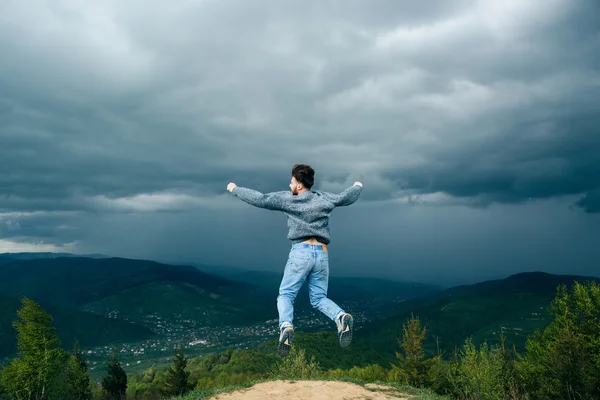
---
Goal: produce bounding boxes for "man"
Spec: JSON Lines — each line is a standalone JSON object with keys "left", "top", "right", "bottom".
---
{"left": 227, "top": 164, "right": 363, "bottom": 357}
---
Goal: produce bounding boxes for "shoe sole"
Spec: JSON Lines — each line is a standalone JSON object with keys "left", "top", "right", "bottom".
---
{"left": 277, "top": 328, "right": 294, "bottom": 357}
{"left": 339, "top": 314, "right": 353, "bottom": 348}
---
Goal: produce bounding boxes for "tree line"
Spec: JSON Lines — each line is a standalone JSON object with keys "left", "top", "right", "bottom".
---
{"left": 389, "top": 280, "right": 600, "bottom": 399}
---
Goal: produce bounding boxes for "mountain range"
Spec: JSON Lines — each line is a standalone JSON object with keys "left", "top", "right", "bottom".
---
{"left": 1, "top": 251, "right": 598, "bottom": 374}
{"left": 0, "top": 252, "right": 440, "bottom": 360}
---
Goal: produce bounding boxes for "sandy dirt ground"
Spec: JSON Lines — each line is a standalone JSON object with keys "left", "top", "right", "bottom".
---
{"left": 207, "top": 380, "right": 410, "bottom": 400}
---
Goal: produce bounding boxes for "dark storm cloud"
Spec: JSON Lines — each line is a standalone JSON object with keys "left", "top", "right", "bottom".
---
{"left": 381, "top": 109, "right": 600, "bottom": 210}
{"left": 0, "top": 0, "right": 599, "bottom": 261}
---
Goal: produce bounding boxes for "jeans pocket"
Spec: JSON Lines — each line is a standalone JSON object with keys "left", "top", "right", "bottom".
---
{"left": 317, "top": 255, "right": 329, "bottom": 273}
{"left": 286, "top": 258, "right": 306, "bottom": 276}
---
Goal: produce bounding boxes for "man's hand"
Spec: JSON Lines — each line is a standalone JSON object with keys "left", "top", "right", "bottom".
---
{"left": 353, "top": 181, "right": 363, "bottom": 187}
{"left": 227, "top": 182, "right": 237, "bottom": 192}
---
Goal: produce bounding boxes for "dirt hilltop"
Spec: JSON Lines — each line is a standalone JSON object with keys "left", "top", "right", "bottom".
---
{"left": 207, "top": 380, "right": 410, "bottom": 399}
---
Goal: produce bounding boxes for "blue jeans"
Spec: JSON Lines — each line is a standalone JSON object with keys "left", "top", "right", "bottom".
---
{"left": 277, "top": 243, "right": 344, "bottom": 330}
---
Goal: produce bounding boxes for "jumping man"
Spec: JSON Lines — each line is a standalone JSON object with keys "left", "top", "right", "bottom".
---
{"left": 227, "top": 164, "right": 363, "bottom": 357}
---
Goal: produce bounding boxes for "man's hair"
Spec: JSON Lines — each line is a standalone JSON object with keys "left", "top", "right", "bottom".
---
{"left": 292, "top": 164, "right": 315, "bottom": 189}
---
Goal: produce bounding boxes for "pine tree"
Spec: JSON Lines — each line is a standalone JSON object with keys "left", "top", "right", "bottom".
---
{"left": 101, "top": 347, "right": 127, "bottom": 400}
{"left": 391, "top": 314, "right": 435, "bottom": 388}
{"left": 0, "top": 297, "right": 68, "bottom": 400}
{"left": 162, "top": 348, "right": 193, "bottom": 397}
{"left": 64, "top": 340, "right": 92, "bottom": 400}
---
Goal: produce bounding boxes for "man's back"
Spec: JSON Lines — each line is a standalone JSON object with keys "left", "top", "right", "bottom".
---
{"left": 231, "top": 184, "right": 362, "bottom": 244}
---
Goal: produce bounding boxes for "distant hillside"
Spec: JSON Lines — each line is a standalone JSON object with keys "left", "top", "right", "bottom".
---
{"left": 3, "top": 253, "right": 443, "bottom": 307}
{"left": 355, "top": 271, "right": 600, "bottom": 359}
{"left": 0, "top": 256, "right": 270, "bottom": 318}
{"left": 185, "top": 265, "right": 444, "bottom": 306}
{"left": 0, "top": 256, "right": 275, "bottom": 358}
{"left": 0, "top": 294, "right": 156, "bottom": 359}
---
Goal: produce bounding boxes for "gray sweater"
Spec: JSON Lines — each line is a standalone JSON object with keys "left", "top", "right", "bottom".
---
{"left": 231, "top": 184, "right": 362, "bottom": 244}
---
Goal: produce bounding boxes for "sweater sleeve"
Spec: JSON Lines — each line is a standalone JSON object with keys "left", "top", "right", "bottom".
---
{"left": 321, "top": 185, "right": 362, "bottom": 207}
{"left": 231, "top": 187, "right": 290, "bottom": 210}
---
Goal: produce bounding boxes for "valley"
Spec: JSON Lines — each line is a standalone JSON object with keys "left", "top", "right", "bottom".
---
{"left": 2, "top": 252, "right": 598, "bottom": 384}
{"left": 81, "top": 297, "right": 382, "bottom": 380}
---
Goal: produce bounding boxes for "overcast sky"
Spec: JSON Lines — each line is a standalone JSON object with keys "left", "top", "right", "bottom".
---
{"left": 1, "top": 0, "right": 599, "bottom": 286}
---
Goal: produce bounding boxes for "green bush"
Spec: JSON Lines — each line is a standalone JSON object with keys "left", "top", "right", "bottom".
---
{"left": 445, "top": 338, "right": 511, "bottom": 400}
{"left": 347, "top": 364, "right": 390, "bottom": 382}
{"left": 323, "top": 364, "right": 390, "bottom": 382}
{"left": 270, "top": 347, "right": 322, "bottom": 380}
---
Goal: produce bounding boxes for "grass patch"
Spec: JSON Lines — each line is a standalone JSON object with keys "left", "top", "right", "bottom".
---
{"left": 385, "top": 382, "right": 450, "bottom": 400}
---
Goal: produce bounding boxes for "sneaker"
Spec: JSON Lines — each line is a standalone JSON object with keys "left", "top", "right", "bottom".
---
{"left": 277, "top": 326, "right": 294, "bottom": 357}
{"left": 336, "top": 313, "right": 353, "bottom": 347}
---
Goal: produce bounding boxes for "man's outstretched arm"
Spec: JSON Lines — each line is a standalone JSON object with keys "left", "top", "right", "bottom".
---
{"left": 227, "top": 182, "right": 289, "bottom": 211}
{"left": 322, "top": 181, "right": 363, "bottom": 207}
